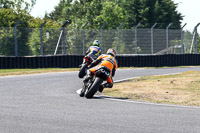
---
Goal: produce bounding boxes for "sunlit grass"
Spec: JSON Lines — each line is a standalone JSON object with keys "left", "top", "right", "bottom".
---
{"left": 0, "top": 68, "right": 79, "bottom": 76}
{"left": 103, "top": 71, "right": 200, "bottom": 106}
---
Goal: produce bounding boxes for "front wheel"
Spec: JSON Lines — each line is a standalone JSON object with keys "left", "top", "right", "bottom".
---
{"left": 85, "top": 77, "right": 103, "bottom": 98}
{"left": 78, "top": 64, "right": 88, "bottom": 78}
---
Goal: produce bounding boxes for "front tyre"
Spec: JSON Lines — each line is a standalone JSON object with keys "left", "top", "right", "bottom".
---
{"left": 78, "top": 64, "right": 88, "bottom": 78}
{"left": 85, "top": 77, "right": 103, "bottom": 98}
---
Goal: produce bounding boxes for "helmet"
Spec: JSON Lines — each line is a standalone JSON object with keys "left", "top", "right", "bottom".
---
{"left": 107, "top": 48, "right": 116, "bottom": 57}
{"left": 93, "top": 40, "right": 100, "bottom": 47}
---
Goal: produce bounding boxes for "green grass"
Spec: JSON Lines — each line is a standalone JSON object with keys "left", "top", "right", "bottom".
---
{"left": 0, "top": 68, "right": 79, "bottom": 76}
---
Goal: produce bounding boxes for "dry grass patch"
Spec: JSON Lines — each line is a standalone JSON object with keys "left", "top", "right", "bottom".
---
{"left": 103, "top": 71, "right": 200, "bottom": 106}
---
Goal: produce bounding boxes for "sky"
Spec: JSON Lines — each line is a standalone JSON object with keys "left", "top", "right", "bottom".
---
{"left": 28, "top": 0, "right": 200, "bottom": 31}
{"left": 29, "top": 0, "right": 60, "bottom": 18}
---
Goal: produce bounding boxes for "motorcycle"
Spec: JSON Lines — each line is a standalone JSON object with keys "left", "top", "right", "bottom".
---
{"left": 78, "top": 55, "right": 94, "bottom": 78}
{"left": 79, "top": 66, "right": 110, "bottom": 98}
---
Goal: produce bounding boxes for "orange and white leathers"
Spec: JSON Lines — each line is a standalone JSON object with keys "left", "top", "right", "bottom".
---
{"left": 89, "top": 54, "right": 118, "bottom": 85}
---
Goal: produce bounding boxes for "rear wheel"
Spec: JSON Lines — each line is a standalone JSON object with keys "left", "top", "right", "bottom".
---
{"left": 85, "top": 77, "right": 103, "bottom": 98}
{"left": 78, "top": 64, "right": 88, "bottom": 78}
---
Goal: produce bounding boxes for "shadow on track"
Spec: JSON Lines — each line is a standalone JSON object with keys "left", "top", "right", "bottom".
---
{"left": 92, "top": 95, "right": 129, "bottom": 100}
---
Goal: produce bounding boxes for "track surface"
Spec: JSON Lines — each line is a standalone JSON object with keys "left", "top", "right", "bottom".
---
{"left": 0, "top": 67, "right": 200, "bottom": 133}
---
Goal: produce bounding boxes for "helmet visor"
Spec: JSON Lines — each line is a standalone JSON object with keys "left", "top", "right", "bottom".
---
{"left": 93, "top": 42, "right": 99, "bottom": 46}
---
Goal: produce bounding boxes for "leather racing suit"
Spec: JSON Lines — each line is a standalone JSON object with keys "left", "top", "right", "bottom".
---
{"left": 87, "top": 54, "right": 118, "bottom": 90}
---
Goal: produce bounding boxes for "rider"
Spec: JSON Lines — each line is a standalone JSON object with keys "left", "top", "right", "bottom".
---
{"left": 84, "top": 48, "right": 118, "bottom": 93}
{"left": 84, "top": 40, "right": 102, "bottom": 62}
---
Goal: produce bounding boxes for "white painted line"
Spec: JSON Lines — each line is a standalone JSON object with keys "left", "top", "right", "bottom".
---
{"left": 76, "top": 89, "right": 81, "bottom": 94}
{"left": 77, "top": 89, "right": 200, "bottom": 109}
{"left": 95, "top": 95, "right": 200, "bottom": 109}
{"left": 156, "top": 73, "right": 180, "bottom": 76}
{"left": 114, "top": 72, "right": 180, "bottom": 83}
{"left": 114, "top": 77, "right": 140, "bottom": 83}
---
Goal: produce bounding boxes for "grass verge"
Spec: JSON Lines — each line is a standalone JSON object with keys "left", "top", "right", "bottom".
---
{"left": 0, "top": 68, "right": 79, "bottom": 76}
{"left": 103, "top": 71, "right": 200, "bottom": 106}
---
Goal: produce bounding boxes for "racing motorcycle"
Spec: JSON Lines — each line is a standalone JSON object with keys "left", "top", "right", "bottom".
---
{"left": 79, "top": 66, "right": 110, "bottom": 98}
{"left": 78, "top": 55, "right": 94, "bottom": 78}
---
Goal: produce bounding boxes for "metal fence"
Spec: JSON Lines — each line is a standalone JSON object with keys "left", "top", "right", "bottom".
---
{"left": 0, "top": 27, "right": 198, "bottom": 56}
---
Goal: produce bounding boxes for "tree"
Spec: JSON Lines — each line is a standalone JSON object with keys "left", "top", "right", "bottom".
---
{"left": 43, "top": 0, "right": 183, "bottom": 55}
{"left": 0, "top": 8, "right": 33, "bottom": 56}
{"left": 141, "top": 0, "right": 157, "bottom": 27}
{"left": 0, "top": 0, "right": 50, "bottom": 56}
{"left": 28, "top": 18, "right": 61, "bottom": 55}
{"left": 0, "top": 0, "right": 15, "bottom": 8}
{"left": 153, "top": 0, "right": 182, "bottom": 28}
{"left": 47, "top": 0, "right": 183, "bottom": 29}
{"left": 95, "top": 2, "right": 124, "bottom": 29}
{"left": 0, "top": 0, "right": 37, "bottom": 27}
{"left": 0, "top": 0, "right": 36, "bottom": 13}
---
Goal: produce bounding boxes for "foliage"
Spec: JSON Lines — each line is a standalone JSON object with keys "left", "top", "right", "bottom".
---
{"left": 0, "top": 0, "right": 63, "bottom": 56}
{"left": 0, "top": 0, "right": 185, "bottom": 56}
{"left": 0, "top": 7, "right": 32, "bottom": 56}
{"left": 47, "top": 0, "right": 183, "bottom": 29}
{"left": 0, "top": 0, "right": 36, "bottom": 13}
{"left": 94, "top": 2, "right": 124, "bottom": 29}
{"left": 0, "top": 8, "right": 32, "bottom": 27}
{"left": 43, "top": 0, "right": 184, "bottom": 55}
{"left": 26, "top": 18, "right": 61, "bottom": 55}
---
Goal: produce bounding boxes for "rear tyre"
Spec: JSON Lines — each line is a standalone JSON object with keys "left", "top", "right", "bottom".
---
{"left": 78, "top": 64, "right": 88, "bottom": 78}
{"left": 85, "top": 77, "right": 103, "bottom": 98}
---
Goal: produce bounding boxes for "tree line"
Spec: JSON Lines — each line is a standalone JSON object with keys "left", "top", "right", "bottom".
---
{"left": 0, "top": 0, "right": 199, "bottom": 56}
{"left": 0, "top": 0, "right": 183, "bottom": 29}
{"left": 47, "top": 0, "right": 183, "bottom": 29}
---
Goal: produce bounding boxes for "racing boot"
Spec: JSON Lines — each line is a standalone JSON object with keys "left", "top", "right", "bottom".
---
{"left": 79, "top": 83, "right": 86, "bottom": 97}
{"left": 98, "top": 83, "right": 113, "bottom": 93}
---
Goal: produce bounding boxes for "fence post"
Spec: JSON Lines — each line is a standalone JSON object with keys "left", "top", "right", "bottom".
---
{"left": 54, "top": 20, "right": 70, "bottom": 55}
{"left": 118, "top": 22, "right": 124, "bottom": 55}
{"left": 181, "top": 23, "right": 187, "bottom": 54}
{"left": 190, "top": 23, "right": 200, "bottom": 53}
{"left": 194, "top": 23, "right": 200, "bottom": 54}
{"left": 101, "top": 22, "right": 106, "bottom": 52}
{"left": 82, "top": 22, "right": 88, "bottom": 55}
{"left": 61, "top": 27, "right": 66, "bottom": 54}
{"left": 61, "top": 20, "right": 70, "bottom": 55}
{"left": 166, "top": 23, "right": 172, "bottom": 54}
{"left": 151, "top": 23, "right": 157, "bottom": 54}
{"left": 135, "top": 23, "right": 141, "bottom": 54}
{"left": 40, "top": 21, "right": 46, "bottom": 55}
{"left": 14, "top": 20, "right": 21, "bottom": 56}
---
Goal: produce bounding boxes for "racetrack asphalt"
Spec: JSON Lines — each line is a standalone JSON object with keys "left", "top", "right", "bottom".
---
{"left": 0, "top": 67, "right": 200, "bottom": 133}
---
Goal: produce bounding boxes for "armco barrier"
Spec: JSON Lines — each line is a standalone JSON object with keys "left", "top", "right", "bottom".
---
{"left": 0, "top": 54, "right": 200, "bottom": 69}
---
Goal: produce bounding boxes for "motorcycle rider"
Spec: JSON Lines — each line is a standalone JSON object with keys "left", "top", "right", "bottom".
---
{"left": 79, "top": 40, "right": 102, "bottom": 79}
{"left": 82, "top": 48, "right": 118, "bottom": 94}
{"left": 83, "top": 40, "right": 102, "bottom": 63}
